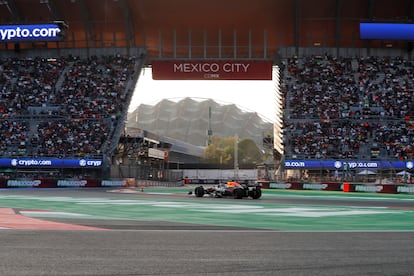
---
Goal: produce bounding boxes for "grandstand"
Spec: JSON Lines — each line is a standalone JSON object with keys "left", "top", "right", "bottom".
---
{"left": 282, "top": 54, "right": 414, "bottom": 161}
{"left": 0, "top": 49, "right": 146, "bottom": 178}
{"left": 0, "top": 0, "right": 413, "bottom": 184}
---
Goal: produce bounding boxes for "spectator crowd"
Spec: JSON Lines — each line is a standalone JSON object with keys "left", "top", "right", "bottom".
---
{"left": 283, "top": 55, "right": 413, "bottom": 160}
{"left": 0, "top": 53, "right": 412, "bottom": 162}
{"left": 0, "top": 55, "right": 138, "bottom": 158}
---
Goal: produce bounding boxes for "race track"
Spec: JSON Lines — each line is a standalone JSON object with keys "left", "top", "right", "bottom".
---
{"left": 1, "top": 187, "right": 414, "bottom": 276}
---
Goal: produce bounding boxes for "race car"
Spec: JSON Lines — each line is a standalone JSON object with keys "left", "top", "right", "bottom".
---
{"left": 192, "top": 181, "right": 262, "bottom": 199}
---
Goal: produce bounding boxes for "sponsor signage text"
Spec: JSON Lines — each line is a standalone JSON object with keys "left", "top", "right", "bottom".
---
{"left": 284, "top": 160, "right": 414, "bottom": 170}
{"left": 0, "top": 23, "right": 64, "bottom": 42}
{"left": 152, "top": 60, "right": 273, "bottom": 80}
{"left": 0, "top": 158, "right": 102, "bottom": 168}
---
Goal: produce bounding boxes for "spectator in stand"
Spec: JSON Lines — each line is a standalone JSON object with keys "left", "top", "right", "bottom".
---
{"left": 0, "top": 55, "right": 137, "bottom": 158}
{"left": 283, "top": 55, "right": 414, "bottom": 160}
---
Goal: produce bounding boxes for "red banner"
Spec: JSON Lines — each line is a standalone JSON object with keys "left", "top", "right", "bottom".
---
{"left": 152, "top": 60, "right": 273, "bottom": 80}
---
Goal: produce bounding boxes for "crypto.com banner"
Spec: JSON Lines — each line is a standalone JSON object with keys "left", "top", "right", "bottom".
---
{"left": 0, "top": 158, "right": 102, "bottom": 168}
{"left": 0, "top": 24, "right": 63, "bottom": 42}
{"left": 152, "top": 60, "right": 273, "bottom": 80}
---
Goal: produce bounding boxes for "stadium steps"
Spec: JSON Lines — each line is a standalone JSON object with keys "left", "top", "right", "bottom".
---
{"left": 54, "top": 62, "right": 72, "bottom": 94}
{"left": 102, "top": 53, "right": 146, "bottom": 156}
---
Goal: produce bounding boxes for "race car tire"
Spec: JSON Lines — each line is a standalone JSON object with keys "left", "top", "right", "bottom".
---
{"left": 250, "top": 188, "right": 262, "bottom": 199}
{"left": 233, "top": 188, "right": 244, "bottom": 199}
{"left": 194, "top": 186, "right": 205, "bottom": 197}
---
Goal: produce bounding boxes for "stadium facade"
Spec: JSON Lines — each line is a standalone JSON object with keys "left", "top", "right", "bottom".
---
{"left": 0, "top": 0, "right": 413, "bottom": 185}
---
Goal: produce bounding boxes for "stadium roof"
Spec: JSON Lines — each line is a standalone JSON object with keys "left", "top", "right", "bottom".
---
{"left": 1, "top": 0, "right": 413, "bottom": 59}
{"left": 126, "top": 97, "right": 273, "bottom": 148}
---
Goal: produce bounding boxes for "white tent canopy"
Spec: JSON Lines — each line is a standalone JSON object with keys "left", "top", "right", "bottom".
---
{"left": 357, "top": 169, "right": 376, "bottom": 175}
{"left": 397, "top": 170, "right": 411, "bottom": 177}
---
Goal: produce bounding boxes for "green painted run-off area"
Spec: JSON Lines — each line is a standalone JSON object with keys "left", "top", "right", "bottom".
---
{"left": 0, "top": 188, "right": 414, "bottom": 231}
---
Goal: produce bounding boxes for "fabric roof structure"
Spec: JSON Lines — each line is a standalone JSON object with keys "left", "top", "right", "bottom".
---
{"left": 127, "top": 97, "right": 273, "bottom": 148}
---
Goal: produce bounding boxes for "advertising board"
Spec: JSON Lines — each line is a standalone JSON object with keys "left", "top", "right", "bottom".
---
{"left": 0, "top": 23, "right": 65, "bottom": 42}
{"left": 360, "top": 23, "right": 414, "bottom": 40}
{"left": 0, "top": 158, "right": 102, "bottom": 168}
{"left": 284, "top": 160, "right": 414, "bottom": 170}
{"left": 152, "top": 60, "right": 273, "bottom": 80}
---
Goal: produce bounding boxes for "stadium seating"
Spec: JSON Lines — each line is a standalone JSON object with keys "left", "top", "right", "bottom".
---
{"left": 1, "top": 51, "right": 412, "bottom": 163}
{"left": 0, "top": 52, "right": 144, "bottom": 158}
{"left": 283, "top": 55, "right": 413, "bottom": 160}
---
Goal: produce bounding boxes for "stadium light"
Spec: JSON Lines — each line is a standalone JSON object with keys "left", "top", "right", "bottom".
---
{"left": 53, "top": 20, "right": 68, "bottom": 29}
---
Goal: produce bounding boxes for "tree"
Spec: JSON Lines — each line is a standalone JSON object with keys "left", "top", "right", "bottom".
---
{"left": 204, "top": 135, "right": 263, "bottom": 167}
{"left": 204, "top": 136, "right": 234, "bottom": 165}
{"left": 238, "top": 138, "right": 263, "bottom": 165}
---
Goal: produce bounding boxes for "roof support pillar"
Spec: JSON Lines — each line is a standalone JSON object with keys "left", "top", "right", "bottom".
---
{"left": 79, "top": 0, "right": 93, "bottom": 49}
{"left": 335, "top": 0, "right": 341, "bottom": 53}
{"left": 233, "top": 29, "right": 237, "bottom": 59}
{"left": 120, "top": 0, "right": 135, "bottom": 48}
{"left": 218, "top": 29, "right": 222, "bottom": 59}
{"left": 294, "top": 0, "right": 300, "bottom": 54}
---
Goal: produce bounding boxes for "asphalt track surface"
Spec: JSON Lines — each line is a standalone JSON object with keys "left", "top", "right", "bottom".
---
{"left": 1, "top": 187, "right": 414, "bottom": 276}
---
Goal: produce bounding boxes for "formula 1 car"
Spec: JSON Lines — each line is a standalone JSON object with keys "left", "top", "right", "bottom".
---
{"left": 192, "top": 181, "right": 262, "bottom": 199}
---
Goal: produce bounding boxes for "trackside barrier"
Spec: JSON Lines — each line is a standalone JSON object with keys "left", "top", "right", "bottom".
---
{"left": 397, "top": 185, "right": 414, "bottom": 193}
{"left": 0, "top": 178, "right": 182, "bottom": 189}
{"left": 303, "top": 182, "right": 342, "bottom": 191}
{"left": 0, "top": 178, "right": 6, "bottom": 188}
{"left": 2, "top": 178, "right": 107, "bottom": 188}
{"left": 269, "top": 182, "right": 413, "bottom": 194}
{"left": 188, "top": 179, "right": 220, "bottom": 185}
{"left": 377, "top": 184, "right": 397, "bottom": 194}
{"left": 342, "top": 182, "right": 354, "bottom": 192}
{"left": 0, "top": 178, "right": 158, "bottom": 188}
{"left": 1, "top": 178, "right": 412, "bottom": 194}
{"left": 136, "top": 180, "right": 184, "bottom": 188}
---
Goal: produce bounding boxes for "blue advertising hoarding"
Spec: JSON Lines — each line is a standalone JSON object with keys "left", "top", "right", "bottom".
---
{"left": 285, "top": 160, "right": 414, "bottom": 170}
{"left": 0, "top": 23, "right": 64, "bottom": 42}
{"left": 360, "top": 22, "right": 414, "bottom": 40}
{"left": 0, "top": 158, "right": 102, "bottom": 168}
